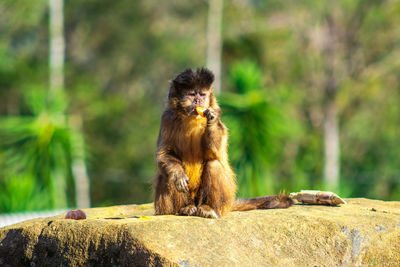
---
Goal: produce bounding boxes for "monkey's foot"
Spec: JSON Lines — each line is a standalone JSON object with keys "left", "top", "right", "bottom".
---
{"left": 179, "top": 205, "right": 197, "bottom": 216}
{"left": 196, "top": 205, "right": 219, "bottom": 219}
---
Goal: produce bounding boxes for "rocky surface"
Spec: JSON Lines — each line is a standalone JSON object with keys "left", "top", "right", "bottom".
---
{"left": 0, "top": 198, "right": 399, "bottom": 266}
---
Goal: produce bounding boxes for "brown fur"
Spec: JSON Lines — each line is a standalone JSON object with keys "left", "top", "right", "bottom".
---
{"left": 232, "top": 193, "right": 293, "bottom": 211}
{"left": 154, "top": 68, "right": 292, "bottom": 218}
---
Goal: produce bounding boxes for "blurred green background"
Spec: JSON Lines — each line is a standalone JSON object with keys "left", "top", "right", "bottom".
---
{"left": 0, "top": 0, "right": 399, "bottom": 213}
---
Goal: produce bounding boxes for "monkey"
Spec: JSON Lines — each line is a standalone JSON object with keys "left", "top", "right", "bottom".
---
{"left": 154, "top": 68, "right": 293, "bottom": 218}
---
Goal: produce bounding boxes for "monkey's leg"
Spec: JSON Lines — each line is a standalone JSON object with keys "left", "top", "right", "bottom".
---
{"left": 196, "top": 160, "right": 235, "bottom": 218}
{"left": 154, "top": 174, "right": 190, "bottom": 215}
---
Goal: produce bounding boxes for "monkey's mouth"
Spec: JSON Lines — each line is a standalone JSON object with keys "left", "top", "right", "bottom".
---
{"left": 184, "top": 105, "right": 205, "bottom": 116}
{"left": 186, "top": 106, "right": 198, "bottom": 116}
{"left": 192, "top": 106, "right": 206, "bottom": 116}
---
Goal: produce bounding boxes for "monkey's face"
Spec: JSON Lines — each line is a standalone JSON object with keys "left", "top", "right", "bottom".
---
{"left": 180, "top": 88, "right": 211, "bottom": 116}
{"left": 168, "top": 68, "right": 215, "bottom": 116}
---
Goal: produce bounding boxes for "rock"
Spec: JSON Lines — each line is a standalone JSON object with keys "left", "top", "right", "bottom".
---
{"left": 0, "top": 198, "right": 399, "bottom": 266}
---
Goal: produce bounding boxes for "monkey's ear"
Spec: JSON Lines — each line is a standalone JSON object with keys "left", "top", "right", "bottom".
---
{"left": 168, "top": 95, "right": 179, "bottom": 110}
{"left": 196, "top": 68, "right": 214, "bottom": 89}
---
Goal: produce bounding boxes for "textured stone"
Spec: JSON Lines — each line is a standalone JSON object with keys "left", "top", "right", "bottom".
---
{"left": 0, "top": 198, "right": 399, "bottom": 266}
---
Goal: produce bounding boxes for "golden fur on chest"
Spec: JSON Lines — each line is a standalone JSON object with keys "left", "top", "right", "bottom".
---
{"left": 176, "top": 115, "right": 207, "bottom": 191}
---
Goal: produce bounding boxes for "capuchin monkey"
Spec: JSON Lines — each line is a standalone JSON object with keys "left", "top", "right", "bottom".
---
{"left": 154, "top": 68, "right": 293, "bottom": 218}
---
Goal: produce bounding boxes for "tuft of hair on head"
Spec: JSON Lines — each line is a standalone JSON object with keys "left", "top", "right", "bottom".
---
{"left": 169, "top": 67, "right": 214, "bottom": 99}
{"left": 195, "top": 67, "right": 214, "bottom": 89}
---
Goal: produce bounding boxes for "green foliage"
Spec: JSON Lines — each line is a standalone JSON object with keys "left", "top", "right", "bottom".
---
{"left": 220, "top": 61, "right": 297, "bottom": 197}
{"left": 0, "top": 174, "right": 50, "bottom": 212}
{"left": 0, "top": 89, "right": 74, "bottom": 212}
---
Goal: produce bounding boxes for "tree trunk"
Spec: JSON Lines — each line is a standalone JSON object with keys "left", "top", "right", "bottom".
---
{"left": 49, "top": 0, "right": 65, "bottom": 93}
{"left": 323, "top": 97, "right": 340, "bottom": 191}
{"left": 70, "top": 115, "right": 91, "bottom": 209}
{"left": 49, "top": 0, "right": 90, "bottom": 208}
{"left": 322, "top": 16, "right": 340, "bottom": 192}
{"left": 206, "top": 0, "right": 223, "bottom": 93}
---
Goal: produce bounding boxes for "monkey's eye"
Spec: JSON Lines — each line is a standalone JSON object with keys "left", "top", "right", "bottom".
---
{"left": 200, "top": 92, "right": 207, "bottom": 97}
{"left": 187, "top": 91, "right": 196, "bottom": 96}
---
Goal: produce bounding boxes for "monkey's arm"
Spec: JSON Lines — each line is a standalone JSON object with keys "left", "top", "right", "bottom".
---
{"left": 157, "top": 146, "right": 189, "bottom": 192}
{"left": 202, "top": 108, "right": 227, "bottom": 160}
{"left": 156, "top": 111, "right": 190, "bottom": 193}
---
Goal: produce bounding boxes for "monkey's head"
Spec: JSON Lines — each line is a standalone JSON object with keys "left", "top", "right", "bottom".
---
{"left": 168, "top": 68, "right": 218, "bottom": 116}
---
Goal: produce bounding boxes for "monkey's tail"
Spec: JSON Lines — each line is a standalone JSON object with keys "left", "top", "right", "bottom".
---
{"left": 231, "top": 193, "right": 293, "bottom": 211}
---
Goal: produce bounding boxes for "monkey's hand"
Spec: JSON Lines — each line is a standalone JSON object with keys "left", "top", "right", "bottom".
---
{"left": 172, "top": 172, "right": 190, "bottom": 192}
{"left": 203, "top": 108, "right": 218, "bottom": 124}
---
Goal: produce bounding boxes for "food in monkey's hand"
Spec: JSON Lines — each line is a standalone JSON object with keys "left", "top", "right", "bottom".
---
{"left": 65, "top": 209, "right": 87, "bottom": 220}
{"left": 196, "top": 106, "right": 206, "bottom": 117}
{"left": 289, "top": 190, "right": 346, "bottom": 206}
